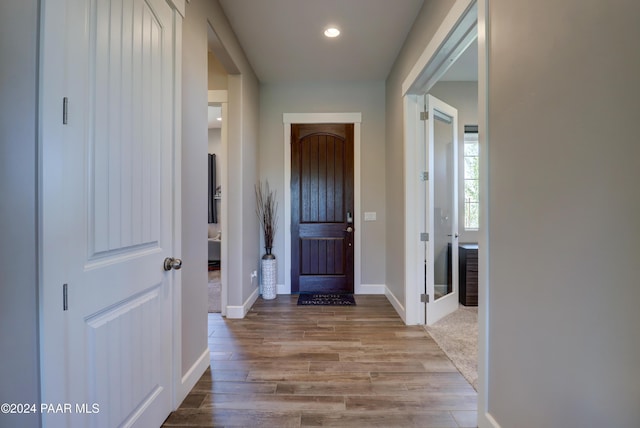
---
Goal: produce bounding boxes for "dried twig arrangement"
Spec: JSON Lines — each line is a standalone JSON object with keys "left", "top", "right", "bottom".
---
{"left": 255, "top": 181, "right": 278, "bottom": 251}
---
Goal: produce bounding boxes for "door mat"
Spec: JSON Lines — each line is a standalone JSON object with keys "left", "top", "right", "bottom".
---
{"left": 297, "top": 294, "right": 356, "bottom": 306}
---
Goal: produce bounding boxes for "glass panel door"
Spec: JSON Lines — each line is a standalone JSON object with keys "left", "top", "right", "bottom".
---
{"left": 425, "top": 94, "right": 459, "bottom": 325}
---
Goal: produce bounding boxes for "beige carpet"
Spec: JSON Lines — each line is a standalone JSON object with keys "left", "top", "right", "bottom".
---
{"left": 208, "top": 270, "right": 221, "bottom": 313}
{"left": 426, "top": 306, "right": 478, "bottom": 391}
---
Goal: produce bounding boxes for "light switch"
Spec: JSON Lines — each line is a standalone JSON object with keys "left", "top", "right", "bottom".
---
{"left": 364, "top": 212, "right": 377, "bottom": 221}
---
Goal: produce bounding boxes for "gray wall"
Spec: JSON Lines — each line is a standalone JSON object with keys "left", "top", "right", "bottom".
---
{"left": 0, "top": 1, "right": 41, "bottom": 427}
{"left": 238, "top": 72, "right": 261, "bottom": 302}
{"left": 385, "top": 0, "right": 456, "bottom": 307}
{"left": 486, "top": 0, "right": 640, "bottom": 426}
{"left": 259, "top": 81, "right": 387, "bottom": 287}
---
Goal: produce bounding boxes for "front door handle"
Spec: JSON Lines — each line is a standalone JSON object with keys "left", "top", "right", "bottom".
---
{"left": 164, "top": 257, "right": 183, "bottom": 271}
{"left": 344, "top": 226, "right": 354, "bottom": 233}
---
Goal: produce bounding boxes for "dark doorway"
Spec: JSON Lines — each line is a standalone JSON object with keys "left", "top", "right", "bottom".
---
{"left": 291, "top": 123, "right": 355, "bottom": 294}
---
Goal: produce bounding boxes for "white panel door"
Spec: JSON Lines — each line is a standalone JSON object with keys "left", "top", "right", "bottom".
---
{"left": 423, "top": 94, "right": 459, "bottom": 325}
{"left": 40, "top": 0, "right": 179, "bottom": 426}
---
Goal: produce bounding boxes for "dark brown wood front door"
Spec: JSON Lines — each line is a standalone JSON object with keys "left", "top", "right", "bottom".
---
{"left": 291, "top": 123, "right": 354, "bottom": 294}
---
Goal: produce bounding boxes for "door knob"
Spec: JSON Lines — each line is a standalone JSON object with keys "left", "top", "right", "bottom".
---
{"left": 344, "top": 226, "right": 354, "bottom": 233}
{"left": 164, "top": 257, "right": 183, "bottom": 271}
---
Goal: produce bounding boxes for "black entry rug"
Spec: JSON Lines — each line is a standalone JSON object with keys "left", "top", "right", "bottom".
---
{"left": 297, "top": 294, "right": 356, "bottom": 306}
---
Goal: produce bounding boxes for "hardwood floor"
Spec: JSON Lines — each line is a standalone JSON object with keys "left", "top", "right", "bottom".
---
{"left": 163, "top": 295, "right": 477, "bottom": 427}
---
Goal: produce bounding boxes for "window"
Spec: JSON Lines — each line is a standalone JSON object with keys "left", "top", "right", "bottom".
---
{"left": 463, "top": 126, "right": 479, "bottom": 230}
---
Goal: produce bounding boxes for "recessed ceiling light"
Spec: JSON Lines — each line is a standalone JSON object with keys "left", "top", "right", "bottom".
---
{"left": 216, "top": 117, "right": 222, "bottom": 121}
{"left": 324, "top": 27, "right": 340, "bottom": 38}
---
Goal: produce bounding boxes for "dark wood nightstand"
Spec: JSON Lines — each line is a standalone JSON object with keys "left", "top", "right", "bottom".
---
{"left": 458, "top": 244, "right": 478, "bottom": 306}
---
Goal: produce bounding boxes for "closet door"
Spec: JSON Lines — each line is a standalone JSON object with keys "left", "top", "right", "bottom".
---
{"left": 40, "top": 0, "right": 181, "bottom": 426}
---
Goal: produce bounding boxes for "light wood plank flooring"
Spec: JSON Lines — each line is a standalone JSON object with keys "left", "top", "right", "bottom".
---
{"left": 163, "top": 295, "right": 477, "bottom": 427}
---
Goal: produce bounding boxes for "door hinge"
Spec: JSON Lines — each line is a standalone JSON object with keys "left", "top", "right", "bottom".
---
{"left": 420, "top": 111, "right": 428, "bottom": 121}
{"left": 421, "top": 293, "right": 429, "bottom": 303}
{"left": 63, "top": 283, "right": 68, "bottom": 311}
{"left": 420, "top": 171, "right": 428, "bottom": 181}
{"left": 63, "top": 97, "right": 69, "bottom": 125}
{"left": 420, "top": 232, "right": 429, "bottom": 242}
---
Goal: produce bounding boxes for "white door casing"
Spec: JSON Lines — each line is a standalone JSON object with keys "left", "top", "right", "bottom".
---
{"left": 40, "top": 0, "right": 181, "bottom": 426}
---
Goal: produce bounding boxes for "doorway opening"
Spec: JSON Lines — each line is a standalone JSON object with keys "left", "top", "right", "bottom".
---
{"left": 205, "top": 21, "right": 238, "bottom": 317}
{"left": 401, "top": 0, "right": 487, "bottom": 410}
{"left": 418, "top": 17, "right": 479, "bottom": 389}
{"left": 207, "top": 51, "right": 227, "bottom": 313}
{"left": 402, "top": 0, "right": 478, "bottom": 325}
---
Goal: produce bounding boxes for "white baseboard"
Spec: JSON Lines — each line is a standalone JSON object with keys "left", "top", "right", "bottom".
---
{"left": 276, "top": 283, "right": 288, "bottom": 295}
{"left": 356, "top": 283, "right": 386, "bottom": 295}
{"left": 175, "top": 348, "right": 209, "bottom": 408}
{"left": 226, "top": 287, "right": 259, "bottom": 319}
{"left": 478, "top": 412, "right": 501, "bottom": 428}
{"left": 385, "top": 286, "right": 406, "bottom": 323}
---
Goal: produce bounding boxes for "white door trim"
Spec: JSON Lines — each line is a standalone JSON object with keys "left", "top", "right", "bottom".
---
{"left": 403, "top": 95, "right": 424, "bottom": 325}
{"left": 476, "top": 1, "right": 492, "bottom": 426}
{"left": 402, "top": 0, "right": 478, "bottom": 96}
{"left": 283, "top": 113, "right": 362, "bottom": 294}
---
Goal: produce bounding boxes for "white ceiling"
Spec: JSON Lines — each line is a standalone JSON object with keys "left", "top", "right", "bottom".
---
{"left": 218, "top": 0, "right": 425, "bottom": 83}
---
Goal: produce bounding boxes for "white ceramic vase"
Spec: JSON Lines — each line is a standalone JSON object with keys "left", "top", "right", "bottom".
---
{"left": 261, "top": 254, "right": 277, "bottom": 300}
